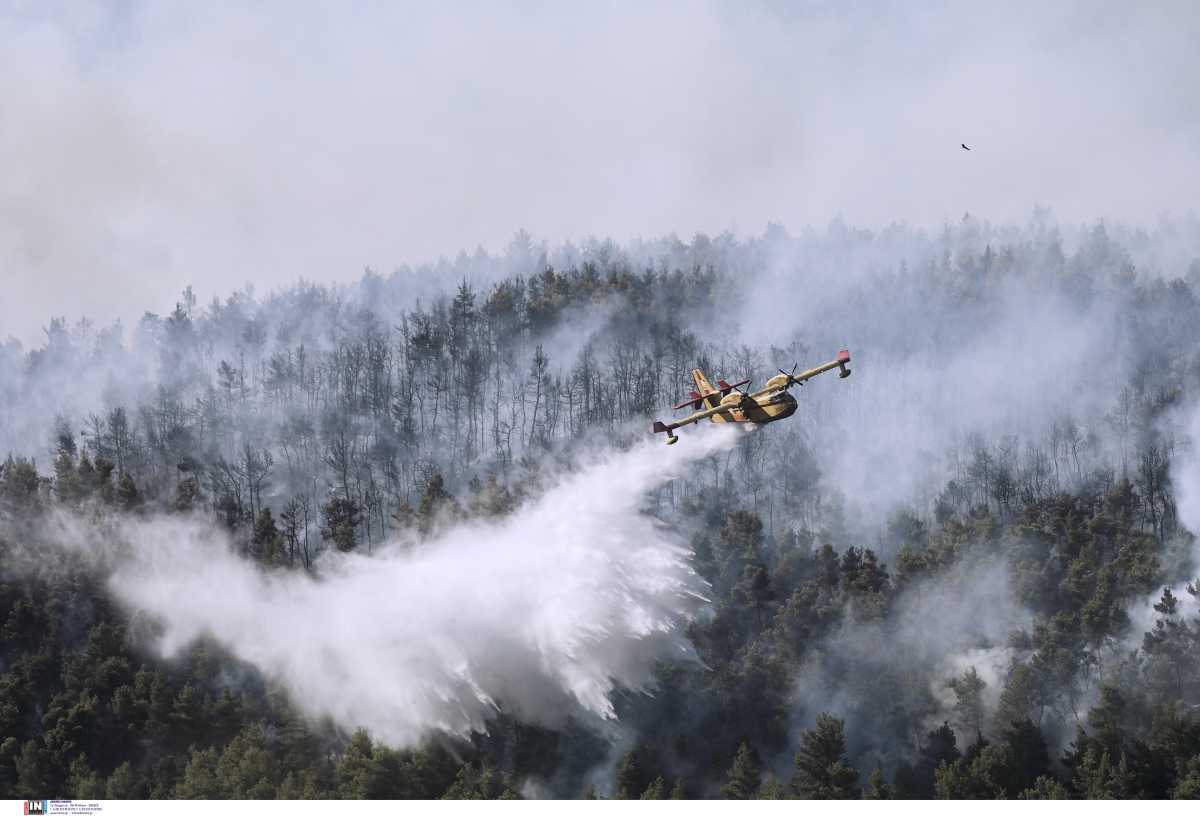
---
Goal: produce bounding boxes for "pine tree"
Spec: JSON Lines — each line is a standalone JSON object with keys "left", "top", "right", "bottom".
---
{"left": 733, "top": 564, "right": 776, "bottom": 631}
{"left": 336, "top": 730, "right": 376, "bottom": 799}
{"left": 76, "top": 452, "right": 97, "bottom": 499}
{"left": 996, "top": 663, "right": 1037, "bottom": 728}
{"left": 0, "top": 455, "right": 41, "bottom": 513}
{"left": 759, "top": 773, "right": 788, "bottom": 799}
{"left": 614, "top": 749, "right": 647, "bottom": 800}
{"left": 863, "top": 768, "right": 891, "bottom": 799}
{"left": 106, "top": 761, "right": 141, "bottom": 798}
{"left": 722, "top": 741, "right": 762, "bottom": 799}
{"left": 949, "top": 666, "right": 987, "bottom": 736}
{"left": 13, "top": 740, "right": 50, "bottom": 796}
{"left": 321, "top": 496, "right": 362, "bottom": 552}
{"left": 418, "top": 472, "right": 456, "bottom": 536}
{"left": 67, "top": 756, "right": 105, "bottom": 799}
{"left": 174, "top": 476, "right": 201, "bottom": 512}
{"left": 1019, "top": 775, "right": 1069, "bottom": 799}
{"left": 793, "top": 713, "right": 859, "bottom": 799}
{"left": 1001, "top": 718, "right": 1051, "bottom": 795}
{"left": 640, "top": 776, "right": 667, "bottom": 799}
{"left": 116, "top": 472, "right": 141, "bottom": 512}
{"left": 53, "top": 447, "right": 81, "bottom": 505}
{"left": 1174, "top": 757, "right": 1200, "bottom": 799}
{"left": 94, "top": 457, "right": 115, "bottom": 503}
{"left": 174, "top": 747, "right": 222, "bottom": 798}
{"left": 933, "top": 745, "right": 1008, "bottom": 799}
{"left": 252, "top": 508, "right": 283, "bottom": 565}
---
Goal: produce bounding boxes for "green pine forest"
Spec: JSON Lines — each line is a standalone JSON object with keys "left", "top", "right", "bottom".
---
{"left": 2, "top": 219, "right": 1200, "bottom": 798}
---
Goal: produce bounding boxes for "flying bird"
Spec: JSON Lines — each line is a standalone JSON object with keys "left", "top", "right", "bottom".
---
{"left": 961, "top": 143, "right": 971, "bottom": 151}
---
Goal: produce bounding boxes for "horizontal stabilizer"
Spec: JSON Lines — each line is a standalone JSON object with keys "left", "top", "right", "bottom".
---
{"left": 672, "top": 390, "right": 703, "bottom": 411}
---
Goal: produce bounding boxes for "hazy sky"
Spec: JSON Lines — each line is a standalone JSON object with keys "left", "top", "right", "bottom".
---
{"left": 2, "top": 1, "right": 1198, "bottom": 345}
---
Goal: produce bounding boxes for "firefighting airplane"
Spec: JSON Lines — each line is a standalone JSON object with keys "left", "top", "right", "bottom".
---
{"left": 652, "top": 349, "right": 851, "bottom": 444}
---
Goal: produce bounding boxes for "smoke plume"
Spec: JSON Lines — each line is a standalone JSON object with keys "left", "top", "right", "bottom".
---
{"left": 1174, "top": 401, "right": 1200, "bottom": 549}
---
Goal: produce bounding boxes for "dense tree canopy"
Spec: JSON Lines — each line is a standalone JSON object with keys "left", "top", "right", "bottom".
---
{"left": 2, "top": 220, "right": 1200, "bottom": 798}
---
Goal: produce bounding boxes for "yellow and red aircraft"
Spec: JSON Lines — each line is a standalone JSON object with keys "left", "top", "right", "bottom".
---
{"left": 653, "top": 349, "right": 850, "bottom": 444}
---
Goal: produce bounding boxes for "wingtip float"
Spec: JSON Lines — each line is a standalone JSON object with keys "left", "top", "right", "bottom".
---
{"left": 652, "top": 349, "right": 851, "bottom": 445}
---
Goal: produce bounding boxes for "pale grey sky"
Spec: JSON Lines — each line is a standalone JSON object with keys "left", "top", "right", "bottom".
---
{"left": 2, "top": 1, "right": 1198, "bottom": 345}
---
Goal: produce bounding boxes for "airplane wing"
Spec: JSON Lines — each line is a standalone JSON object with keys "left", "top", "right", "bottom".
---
{"left": 750, "top": 349, "right": 851, "bottom": 398}
{"left": 660, "top": 402, "right": 733, "bottom": 430}
{"left": 653, "top": 401, "right": 738, "bottom": 442}
{"left": 748, "top": 383, "right": 782, "bottom": 399}
{"left": 793, "top": 348, "right": 850, "bottom": 383}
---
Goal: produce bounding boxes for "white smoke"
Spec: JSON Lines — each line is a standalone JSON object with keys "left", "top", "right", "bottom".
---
{"left": 40, "top": 426, "right": 739, "bottom": 747}
{"left": 1115, "top": 400, "right": 1200, "bottom": 652}
{"left": 1174, "top": 401, "right": 1200, "bottom": 550}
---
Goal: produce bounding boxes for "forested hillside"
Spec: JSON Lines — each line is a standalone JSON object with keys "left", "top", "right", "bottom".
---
{"left": 2, "top": 217, "right": 1200, "bottom": 798}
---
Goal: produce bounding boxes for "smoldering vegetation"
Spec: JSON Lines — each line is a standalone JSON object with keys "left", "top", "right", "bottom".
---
{"left": 2, "top": 215, "right": 1200, "bottom": 799}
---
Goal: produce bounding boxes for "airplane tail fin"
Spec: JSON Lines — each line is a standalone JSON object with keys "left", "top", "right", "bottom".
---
{"left": 692, "top": 368, "right": 717, "bottom": 396}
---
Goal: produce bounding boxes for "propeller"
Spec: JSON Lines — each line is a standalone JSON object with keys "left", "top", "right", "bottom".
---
{"left": 780, "top": 363, "right": 801, "bottom": 388}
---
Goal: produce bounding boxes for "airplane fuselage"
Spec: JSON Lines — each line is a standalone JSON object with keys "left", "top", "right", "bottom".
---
{"left": 708, "top": 389, "right": 798, "bottom": 425}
